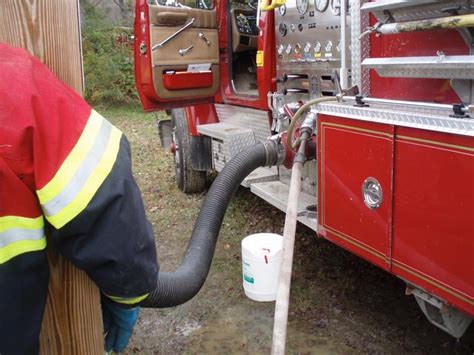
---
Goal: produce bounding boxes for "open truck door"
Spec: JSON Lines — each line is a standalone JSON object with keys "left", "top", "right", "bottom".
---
{"left": 134, "top": 0, "right": 220, "bottom": 111}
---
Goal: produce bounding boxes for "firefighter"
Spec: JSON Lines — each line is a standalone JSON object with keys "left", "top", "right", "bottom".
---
{"left": 0, "top": 43, "right": 159, "bottom": 354}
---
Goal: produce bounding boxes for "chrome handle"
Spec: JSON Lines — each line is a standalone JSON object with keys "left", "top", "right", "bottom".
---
{"left": 362, "top": 177, "right": 383, "bottom": 209}
{"left": 178, "top": 45, "right": 194, "bottom": 56}
{"left": 198, "top": 32, "right": 211, "bottom": 46}
{"left": 152, "top": 18, "right": 195, "bottom": 50}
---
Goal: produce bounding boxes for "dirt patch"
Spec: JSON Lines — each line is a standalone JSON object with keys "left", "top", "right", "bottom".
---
{"left": 102, "top": 105, "right": 473, "bottom": 354}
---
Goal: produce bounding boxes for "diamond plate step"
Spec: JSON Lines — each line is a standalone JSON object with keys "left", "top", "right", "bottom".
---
{"left": 197, "top": 122, "right": 255, "bottom": 142}
{"left": 198, "top": 122, "right": 279, "bottom": 185}
{"left": 215, "top": 104, "right": 271, "bottom": 143}
{"left": 198, "top": 122, "right": 257, "bottom": 172}
{"left": 242, "top": 166, "right": 279, "bottom": 188}
{"left": 250, "top": 180, "right": 318, "bottom": 231}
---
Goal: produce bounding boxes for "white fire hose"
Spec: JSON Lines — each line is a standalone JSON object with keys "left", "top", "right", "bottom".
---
{"left": 271, "top": 96, "right": 339, "bottom": 354}
{"left": 271, "top": 131, "right": 309, "bottom": 355}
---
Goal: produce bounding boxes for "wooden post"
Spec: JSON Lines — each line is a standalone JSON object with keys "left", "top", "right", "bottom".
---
{"left": 0, "top": 1, "right": 104, "bottom": 353}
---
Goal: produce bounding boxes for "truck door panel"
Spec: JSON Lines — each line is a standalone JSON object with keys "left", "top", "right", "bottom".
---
{"left": 149, "top": 6, "right": 219, "bottom": 99}
{"left": 134, "top": 1, "right": 219, "bottom": 110}
{"left": 318, "top": 116, "right": 394, "bottom": 271}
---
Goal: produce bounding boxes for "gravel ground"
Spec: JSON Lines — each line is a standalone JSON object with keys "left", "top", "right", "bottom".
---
{"left": 102, "top": 105, "right": 473, "bottom": 354}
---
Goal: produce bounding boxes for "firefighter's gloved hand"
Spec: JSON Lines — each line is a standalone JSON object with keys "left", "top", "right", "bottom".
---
{"left": 102, "top": 297, "right": 140, "bottom": 353}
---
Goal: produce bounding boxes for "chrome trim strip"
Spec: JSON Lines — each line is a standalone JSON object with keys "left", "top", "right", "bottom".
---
{"left": 316, "top": 100, "right": 474, "bottom": 137}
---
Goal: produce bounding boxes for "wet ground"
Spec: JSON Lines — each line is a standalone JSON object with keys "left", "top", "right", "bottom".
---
{"left": 105, "top": 106, "right": 473, "bottom": 354}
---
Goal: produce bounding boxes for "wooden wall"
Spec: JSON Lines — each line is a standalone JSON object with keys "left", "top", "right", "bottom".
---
{"left": 0, "top": 1, "right": 103, "bottom": 353}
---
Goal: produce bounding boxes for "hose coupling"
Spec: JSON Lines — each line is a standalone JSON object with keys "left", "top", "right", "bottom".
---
{"left": 300, "top": 110, "right": 318, "bottom": 136}
{"left": 265, "top": 135, "right": 286, "bottom": 166}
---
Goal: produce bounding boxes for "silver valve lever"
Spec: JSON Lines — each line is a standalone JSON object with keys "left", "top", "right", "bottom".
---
{"left": 282, "top": 74, "right": 309, "bottom": 82}
{"left": 282, "top": 88, "right": 309, "bottom": 95}
{"left": 198, "top": 32, "right": 211, "bottom": 46}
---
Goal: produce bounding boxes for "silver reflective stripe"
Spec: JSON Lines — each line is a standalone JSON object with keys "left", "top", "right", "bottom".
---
{"left": 0, "top": 228, "right": 44, "bottom": 248}
{"left": 42, "top": 119, "right": 113, "bottom": 216}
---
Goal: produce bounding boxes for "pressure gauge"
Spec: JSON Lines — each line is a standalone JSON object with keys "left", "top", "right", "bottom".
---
{"left": 285, "top": 44, "right": 292, "bottom": 55}
{"left": 330, "top": 0, "right": 341, "bottom": 15}
{"left": 277, "top": 44, "right": 285, "bottom": 55}
{"left": 278, "top": 4, "right": 286, "bottom": 16}
{"left": 314, "top": 0, "right": 329, "bottom": 12}
{"left": 314, "top": 41, "right": 322, "bottom": 53}
{"left": 304, "top": 42, "right": 311, "bottom": 53}
{"left": 296, "top": 0, "right": 309, "bottom": 15}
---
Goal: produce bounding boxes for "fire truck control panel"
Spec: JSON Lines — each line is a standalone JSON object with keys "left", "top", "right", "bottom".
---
{"left": 271, "top": 0, "right": 351, "bottom": 133}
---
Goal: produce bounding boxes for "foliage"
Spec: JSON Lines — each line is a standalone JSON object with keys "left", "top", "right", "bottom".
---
{"left": 81, "top": 0, "right": 138, "bottom": 105}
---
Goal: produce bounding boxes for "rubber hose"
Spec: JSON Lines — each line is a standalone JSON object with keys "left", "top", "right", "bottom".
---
{"left": 141, "top": 141, "right": 279, "bottom": 308}
{"left": 287, "top": 96, "right": 338, "bottom": 150}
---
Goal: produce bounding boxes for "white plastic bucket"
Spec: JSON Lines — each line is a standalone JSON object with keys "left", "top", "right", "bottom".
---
{"left": 241, "top": 233, "right": 283, "bottom": 302}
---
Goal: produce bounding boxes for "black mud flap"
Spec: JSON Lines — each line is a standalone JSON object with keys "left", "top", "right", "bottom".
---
{"left": 190, "top": 136, "right": 212, "bottom": 172}
{"left": 157, "top": 118, "right": 172, "bottom": 150}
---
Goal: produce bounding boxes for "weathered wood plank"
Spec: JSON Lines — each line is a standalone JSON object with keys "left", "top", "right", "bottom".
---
{"left": 0, "top": 1, "right": 103, "bottom": 354}
{"left": 0, "top": 0, "right": 84, "bottom": 93}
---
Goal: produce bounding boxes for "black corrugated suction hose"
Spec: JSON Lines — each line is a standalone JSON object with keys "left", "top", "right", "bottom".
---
{"left": 141, "top": 141, "right": 280, "bottom": 308}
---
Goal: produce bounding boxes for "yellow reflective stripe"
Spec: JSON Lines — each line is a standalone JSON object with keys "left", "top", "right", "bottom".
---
{"left": 0, "top": 216, "right": 43, "bottom": 233}
{"left": 46, "top": 126, "right": 122, "bottom": 229}
{"left": 0, "top": 237, "right": 47, "bottom": 264}
{"left": 106, "top": 293, "right": 149, "bottom": 305}
{"left": 37, "top": 110, "right": 103, "bottom": 204}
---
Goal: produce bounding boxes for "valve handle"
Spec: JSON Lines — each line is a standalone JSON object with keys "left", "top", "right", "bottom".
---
{"left": 260, "top": 0, "right": 285, "bottom": 12}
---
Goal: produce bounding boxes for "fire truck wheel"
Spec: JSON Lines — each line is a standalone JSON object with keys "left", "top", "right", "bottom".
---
{"left": 171, "top": 109, "right": 206, "bottom": 193}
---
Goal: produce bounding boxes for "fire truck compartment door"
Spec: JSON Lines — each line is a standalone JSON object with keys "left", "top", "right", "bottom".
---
{"left": 136, "top": 3, "right": 220, "bottom": 110}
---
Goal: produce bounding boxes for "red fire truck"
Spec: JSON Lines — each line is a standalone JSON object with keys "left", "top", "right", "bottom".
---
{"left": 134, "top": 0, "right": 474, "bottom": 338}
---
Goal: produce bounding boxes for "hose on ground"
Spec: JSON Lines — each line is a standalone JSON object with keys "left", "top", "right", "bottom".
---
{"left": 141, "top": 141, "right": 280, "bottom": 308}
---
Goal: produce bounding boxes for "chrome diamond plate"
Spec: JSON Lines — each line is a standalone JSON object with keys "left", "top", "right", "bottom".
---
{"left": 199, "top": 122, "right": 256, "bottom": 171}
{"left": 215, "top": 104, "right": 271, "bottom": 143}
{"left": 363, "top": 56, "right": 474, "bottom": 80}
{"left": 351, "top": 0, "right": 371, "bottom": 95}
{"left": 227, "top": 130, "right": 257, "bottom": 156}
{"left": 316, "top": 101, "right": 474, "bottom": 136}
{"left": 209, "top": 127, "right": 256, "bottom": 172}
{"left": 362, "top": 0, "right": 470, "bottom": 22}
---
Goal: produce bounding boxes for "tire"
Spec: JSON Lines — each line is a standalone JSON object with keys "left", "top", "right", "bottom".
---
{"left": 171, "top": 108, "right": 206, "bottom": 193}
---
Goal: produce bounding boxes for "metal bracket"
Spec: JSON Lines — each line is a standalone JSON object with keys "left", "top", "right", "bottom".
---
{"left": 411, "top": 286, "right": 472, "bottom": 338}
{"left": 354, "top": 94, "right": 369, "bottom": 107}
{"left": 334, "top": 70, "right": 360, "bottom": 100}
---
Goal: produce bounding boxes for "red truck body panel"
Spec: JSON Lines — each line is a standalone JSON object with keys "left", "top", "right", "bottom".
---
{"left": 318, "top": 116, "right": 474, "bottom": 316}
{"left": 392, "top": 127, "right": 474, "bottom": 316}
{"left": 317, "top": 116, "right": 394, "bottom": 272}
